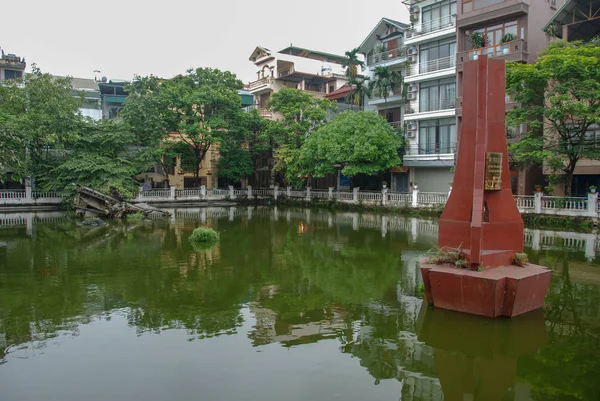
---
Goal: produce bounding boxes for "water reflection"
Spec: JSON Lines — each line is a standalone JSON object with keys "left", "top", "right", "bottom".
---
{"left": 0, "top": 208, "right": 599, "bottom": 401}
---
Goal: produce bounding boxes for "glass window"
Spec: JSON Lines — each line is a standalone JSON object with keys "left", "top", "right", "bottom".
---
{"left": 420, "top": 40, "right": 456, "bottom": 73}
{"left": 3, "top": 70, "right": 22, "bottom": 80}
{"left": 419, "top": 118, "right": 456, "bottom": 154}
{"left": 422, "top": 0, "right": 456, "bottom": 27}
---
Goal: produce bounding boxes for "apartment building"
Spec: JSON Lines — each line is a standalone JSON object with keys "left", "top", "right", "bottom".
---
{"left": 455, "top": 0, "right": 557, "bottom": 194}
{"left": 247, "top": 45, "right": 350, "bottom": 118}
{"left": 392, "top": 1, "right": 459, "bottom": 193}
{"left": 358, "top": 18, "right": 411, "bottom": 192}
{"left": 0, "top": 47, "right": 26, "bottom": 81}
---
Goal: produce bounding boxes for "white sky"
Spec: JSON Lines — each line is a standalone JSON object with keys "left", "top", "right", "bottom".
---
{"left": 1, "top": 0, "right": 409, "bottom": 83}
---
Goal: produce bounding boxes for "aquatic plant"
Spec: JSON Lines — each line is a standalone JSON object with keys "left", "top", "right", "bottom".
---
{"left": 189, "top": 227, "right": 220, "bottom": 243}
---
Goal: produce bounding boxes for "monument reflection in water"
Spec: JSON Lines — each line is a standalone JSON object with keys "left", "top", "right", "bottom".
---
{"left": 417, "top": 304, "right": 546, "bottom": 401}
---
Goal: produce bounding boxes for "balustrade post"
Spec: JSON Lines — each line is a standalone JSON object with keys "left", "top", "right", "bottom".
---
{"left": 200, "top": 185, "right": 207, "bottom": 200}
{"left": 228, "top": 185, "right": 235, "bottom": 199}
{"left": 274, "top": 186, "right": 279, "bottom": 200}
{"left": 247, "top": 185, "right": 253, "bottom": 199}
{"left": 170, "top": 186, "right": 176, "bottom": 200}
{"left": 328, "top": 187, "right": 334, "bottom": 200}
{"left": 587, "top": 192, "right": 598, "bottom": 218}
{"left": 534, "top": 192, "right": 542, "bottom": 214}
{"left": 382, "top": 187, "right": 388, "bottom": 206}
{"left": 25, "top": 178, "right": 33, "bottom": 202}
{"left": 306, "top": 187, "right": 311, "bottom": 201}
{"left": 412, "top": 188, "right": 419, "bottom": 208}
{"left": 138, "top": 185, "right": 145, "bottom": 201}
{"left": 353, "top": 187, "right": 359, "bottom": 204}
{"left": 287, "top": 187, "right": 291, "bottom": 198}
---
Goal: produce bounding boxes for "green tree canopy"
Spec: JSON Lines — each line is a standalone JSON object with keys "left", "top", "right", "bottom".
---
{"left": 506, "top": 39, "right": 600, "bottom": 195}
{"left": 266, "top": 88, "right": 334, "bottom": 185}
{"left": 0, "top": 66, "right": 82, "bottom": 181}
{"left": 299, "top": 111, "right": 402, "bottom": 177}
{"left": 368, "top": 66, "right": 405, "bottom": 105}
{"left": 44, "top": 119, "right": 140, "bottom": 199}
{"left": 123, "top": 68, "right": 244, "bottom": 187}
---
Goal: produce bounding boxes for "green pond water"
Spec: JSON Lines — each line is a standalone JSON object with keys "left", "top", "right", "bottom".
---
{"left": 0, "top": 207, "right": 599, "bottom": 401}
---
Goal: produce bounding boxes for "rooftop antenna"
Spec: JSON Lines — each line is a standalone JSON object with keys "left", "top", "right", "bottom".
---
{"left": 93, "top": 70, "right": 101, "bottom": 81}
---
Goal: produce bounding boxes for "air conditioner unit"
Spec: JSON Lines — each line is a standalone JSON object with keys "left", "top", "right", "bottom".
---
{"left": 408, "top": 46, "right": 418, "bottom": 55}
{"left": 407, "top": 122, "right": 418, "bottom": 131}
{"left": 406, "top": 130, "right": 416, "bottom": 138}
{"left": 410, "top": 5, "right": 420, "bottom": 13}
{"left": 408, "top": 55, "right": 417, "bottom": 63}
{"left": 407, "top": 92, "right": 417, "bottom": 101}
{"left": 408, "top": 84, "right": 418, "bottom": 93}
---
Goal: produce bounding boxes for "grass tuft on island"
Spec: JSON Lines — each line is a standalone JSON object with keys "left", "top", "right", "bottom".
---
{"left": 189, "top": 227, "right": 220, "bottom": 244}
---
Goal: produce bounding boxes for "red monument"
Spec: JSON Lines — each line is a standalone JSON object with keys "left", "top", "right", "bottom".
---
{"left": 420, "top": 56, "right": 552, "bottom": 318}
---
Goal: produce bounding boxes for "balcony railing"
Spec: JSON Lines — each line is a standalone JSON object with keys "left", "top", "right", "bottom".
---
{"left": 407, "top": 55, "right": 456, "bottom": 77}
{"left": 370, "top": 86, "right": 404, "bottom": 101}
{"left": 389, "top": 121, "right": 403, "bottom": 129}
{"left": 459, "top": 40, "right": 528, "bottom": 62}
{"left": 405, "top": 97, "right": 456, "bottom": 114}
{"left": 405, "top": 142, "right": 457, "bottom": 156}
{"left": 367, "top": 46, "right": 408, "bottom": 66}
{"left": 406, "top": 15, "right": 456, "bottom": 39}
{"left": 249, "top": 77, "right": 274, "bottom": 90}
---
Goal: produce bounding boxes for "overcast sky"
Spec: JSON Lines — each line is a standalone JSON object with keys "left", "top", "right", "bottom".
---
{"left": 1, "top": 0, "right": 409, "bottom": 83}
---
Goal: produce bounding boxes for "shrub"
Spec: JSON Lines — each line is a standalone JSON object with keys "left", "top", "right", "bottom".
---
{"left": 189, "top": 227, "right": 220, "bottom": 243}
{"left": 513, "top": 252, "right": 529, "bottom": 267}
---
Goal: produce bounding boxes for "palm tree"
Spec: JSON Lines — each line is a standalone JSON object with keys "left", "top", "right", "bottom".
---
{"left": 369, "top": 66, "right": 404, "bottom": 105}
{"left": 346, "top": 76, "right": 371, "bottom": 110}
{"left": 343, "top": 48, "right": 365, "bottom": 81}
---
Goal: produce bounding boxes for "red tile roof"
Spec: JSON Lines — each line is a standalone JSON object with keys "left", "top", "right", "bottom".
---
{"left": 325, "top": 84, "right": 352, "bottom": 100}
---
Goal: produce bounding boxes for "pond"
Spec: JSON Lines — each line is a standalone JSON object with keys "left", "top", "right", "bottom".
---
{"left": 0, "top": 207, "right": 599, "bottom": 401}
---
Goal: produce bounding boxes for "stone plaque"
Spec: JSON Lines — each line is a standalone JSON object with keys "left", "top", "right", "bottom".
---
{"left": 485, "top": 152, "right": 502, "bottom": 190}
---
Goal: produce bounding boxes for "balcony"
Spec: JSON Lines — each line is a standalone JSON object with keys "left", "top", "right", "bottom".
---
{"left": 367, "top": 46, "right": 408, "bottom": 67}
{"left": 368, "top": 87, "right": 405, "bottom": 106}
{"left": 405, "top": 56, "right": 456, "bottom": 82}
{"left": 405, "top": 97, "right": 456, "bottom": 120}
{"left": 249, "top": 77, "right": 274, "bottom": 91}
{"left": 403, "top": 143, "right": 457, "bottom": 167}
{"left": 389, "top": 121, "right": 403, "bottom": 130}
{"left": 457, "top": 40, "right": 528, "bottom": 70}
{"left": 458, "top": 0, "right": 529, "bottom": 28}
{"left": 405, "top": 15, "right": 456, "bottom": 43}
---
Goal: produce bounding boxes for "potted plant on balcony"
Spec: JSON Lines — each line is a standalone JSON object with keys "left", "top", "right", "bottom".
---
{"left": 544, "top": 185, "right": 554, "bottom": 195}
{"left": 470, "top": 32, "right": 487, "bottom": 60}
{"left": 534, "top": 184, "right": 542, "bottom": 193}
{"left": 589, "top": 185, "right": 597, "bottom": 193}
{"left": 500, "top": 33, "right": 517, "bottom": 54}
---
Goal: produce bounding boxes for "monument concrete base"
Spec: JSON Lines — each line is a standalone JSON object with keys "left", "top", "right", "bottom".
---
{"left": 420, "top": 260, "right": 551, "bottom": 318}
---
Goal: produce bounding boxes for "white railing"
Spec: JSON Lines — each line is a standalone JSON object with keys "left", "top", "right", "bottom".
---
{"left": 0, "top": 190, "right": 26, "bottom": 199}
{"left": 209, "top": 188, "right": 228, "bottom": 197}
{"left": 514, "top": 195, "right": 535, "bottom": 210}
{"left": 407, "top": 55, "right": 456, "bottom": 77}
{"left": 406, "top": 15, "right": 456, "bottom": 39}
{"left": 233, "top": 189, "right": 247, "bottom": 197}
{"left": 289, "top": 190, "right": 305, "bottom": 197}
{"left": 139, "top": 189, "right": 171, "bottom": 198}
{"left": 389, "top": 192, "right": 412, "bottom": 203}
{"left": 175, "top": 189, "right": 202, "bottom": 199}
{"left": 358, "top": 191, "right": 382, "bottom": 201}
{"left": 311, "top": 190, "right": 329, "bottom": 199}
{"left": 418, "top": 192, "right": 448, "bottom": 205}
{"left": 33, "top": 191, "right": 61, "bottom": 199}
{"left": 542, "top": 196, "right": 587, "bottom": 211}
{"left": 334, "top": 191, "right": 354, "bottom": 200}
{"left": 367, "top": 46, "right": 408, "bottom": 66}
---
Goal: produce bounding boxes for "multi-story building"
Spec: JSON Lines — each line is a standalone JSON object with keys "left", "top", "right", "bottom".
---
{"left": 54, "top": 76, "right": 103, "bottom": 120}
{"left": 358, "top": 18, "right": 411, "bottom": 192}
{"left": 247, "top": 45, "right": 350, "bottom": 118}
{"left": 455, "top": 0, "right": 557, "bottom": 194}
{"left": 399, "top": 1, "right": 458, "bottom": 193}
{"left": 0, "top": 47, "right": 26, "bottom": 81}
{"left": 98, "top": 78, "right": 128, "bottom": 120}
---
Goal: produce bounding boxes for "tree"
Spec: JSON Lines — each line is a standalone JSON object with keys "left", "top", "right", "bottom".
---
{"left": 267, "top": 88, "right": 334, "bottom": 185}
{"left": 0, "top": 66, "right": 81, "bottom": 182}
{"left": 123, "top": 68, "right": 244, "bottom": 187}
{"left": 44, "top": 119, "right": 141, "bottom": 199}
{"left": 299, "top": 111, "right": 401, "bottom": 178}
{"left": 506, "top": 40, "right": 600, "bottom": 195}
{"left": 347, "top": 76, "right": 371, "bottom": 110}
{"left": 368, "top": 66, "right": 405, "bottom": 105}
{"left": 217, "top": 108, "right": 272, "bottom": 184}
{"left": 343, "top": 48, "right": 364, "bottom": 81}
